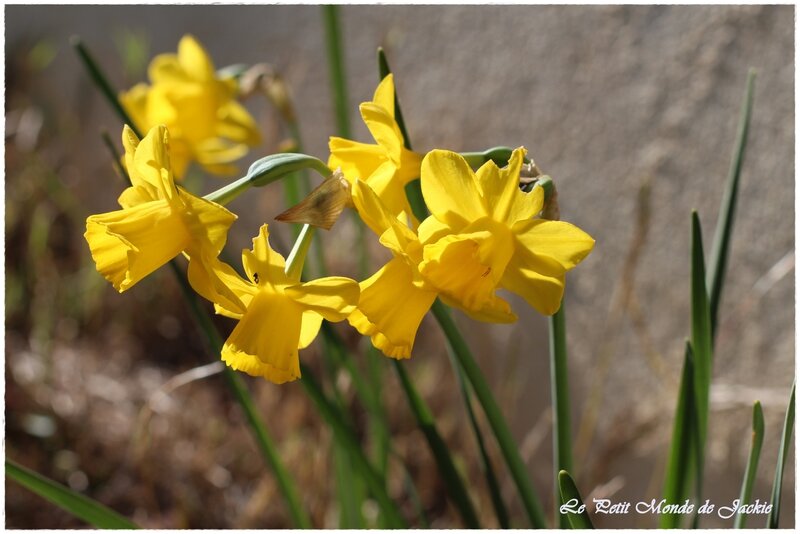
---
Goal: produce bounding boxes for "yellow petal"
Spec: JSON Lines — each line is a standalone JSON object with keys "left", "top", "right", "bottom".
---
{"left": 347, "top": 257, "right": 437, "bottom": 359}
{"left": 500, "top": 258, "right": 566, "bottom": 316}
{"left": 513, "top": 219, "right": 595, "bottom": 273}
{"left": 420, "top": 149, "right": 485, "bottom": 228}
{"left": 222, "top": 291, "right": 303, "bottom": 384}
{"left": 215, "top": 101, "right": 261, "bottom": 146}
{"left": 359, "top": 102, "right": 403, "bottom": 165}
{"left": 117, "top": 185, "right": 156, "bottom": 209}
{"left": 178, "top": 35, "right": 215, "bottom": 82}
{"left": 417, "top": 215, "right": 452, "bottom": 246}
{"left": 284, "top": 276, "right": 360, "bottom": 322}
{"left": 351, "top": 179, "right": 417, "bottom": 256}
{"left": 440, "top": 294, "right": 518, "bottom": 324}
{"left": 85, "top": 200, "right": 189, "bottom": 292}
{"left": 131, "top": 125, "right": 176, "bottom": 201}
{"left": 475, "top": 147, "right": 539, "bottom": 224}
{"left": 187, "top": 253, "right": 252, "bottom": 318}
{"left": 362, "top": 160, "right": 415, "bottom": 223}
{"left": 328, "top": 137, "right": 386, "bottom": 184}
{"left": 372, "top": 74, "right": 395, "bottom": 118}
{"left": 420, "top": 222, "right": 514, "bottom": 312}
{"left": 179, "top": 189, "right": 237, "bottom": 253}
{"left": 298, "top": 311, "right": 324, "bottom": 349}
{"left": 241, "top": 225, "right": 287, "bottom": 287}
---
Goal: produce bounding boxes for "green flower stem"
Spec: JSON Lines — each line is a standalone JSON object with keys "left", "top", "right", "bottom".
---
{"left": 734, "top": 401, "right": 764, "bottom": 528}
{"left": 285, "top": 224, "right": 315, "bottom": 280}
{"left": 6, "top": 459, "right": 140, "bottom": 529}
{"left": 549, "top": 302, "right": 573, "bottom": 529}
{"left": 299, "top": 363, "right": 406, "bottom": 528}
{"left": 446, "top": 347, "right": 510, "bottom": 528}
{"left": 71, "top": 36, "right": 142, "bottom": 138}
{"left": 431, "top": 300, "right": 547, "bottom": 528}
{"left": 322, "top": 5, "right": 351, "bottom": 140}
{"left": 393, "top": 360, "right": 480, "bottom": 528}
{"left": 205, "top": 153, "right": 331, "bottom": 206}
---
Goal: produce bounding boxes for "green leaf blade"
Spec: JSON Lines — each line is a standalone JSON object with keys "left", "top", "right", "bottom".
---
{"left": 734, "top": 401, "right": 765, "bottom": 528}
{"left": 660, "top": 342, "right": 698, "bottom": 529}
{"left": 558, "top": 470, "right": 594, "bottom": 529}
{"left": 707, "top": 70, "right": 756, "bottom": 334}
{"left": 6, "top": 459, "right": 140, "bottom": 529}
{"left": 767, "top": 382, "right": 795, "bottom": 528}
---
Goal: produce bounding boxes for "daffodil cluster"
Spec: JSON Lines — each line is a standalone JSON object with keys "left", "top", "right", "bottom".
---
{"left": 120, "top": 35, "right": 261, "bottom": 179}
{"left": 85, "top": 69, "right": 594, "bottom": 384}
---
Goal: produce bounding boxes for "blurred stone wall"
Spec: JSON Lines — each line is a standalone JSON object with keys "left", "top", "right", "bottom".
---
{"left": 6, "top": 5, "right": 794, "bottom": 528}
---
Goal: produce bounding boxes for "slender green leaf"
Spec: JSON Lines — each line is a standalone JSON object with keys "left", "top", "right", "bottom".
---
{"left": 432, "top": 301, "right": 547, "bottom": 528}
{"left": 393, "top": 360, "right": 480, "bottom": 528}
{"left": 767, "top": 382, "right": 795, "bottom": 528}
{"left": 71, "top": 36, "right": 141, "bottom": 138}
{"left": 707, "top": 70, "right": 756, "bottom": 335}
{"left": 660, "top": 342, "right": 697, "bottom": 529}
{"left": 446, "top": 346, "right": 511, "bottom": 528}
{"left": 6, "top": 459, "right": 139, "bottom": 529}
{"left": 100, "top": 130, "right": 130, "bottom": 184}
{"left": 550, "top": 302, "right": 573, "bottom": 528}
{"left": 734, "top": 401, "right": 764, "bottom": 528}
{"left": 689, "top": 212, "right": 713, "bottom": 511}
{"left": 299, "top": 363, "right": 407, "bottom": 528}
{"left": 557, "top": 470, "right": 594, "bottom": 529}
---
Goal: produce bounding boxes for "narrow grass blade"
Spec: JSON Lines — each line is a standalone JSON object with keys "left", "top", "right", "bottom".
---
{"left": 660, "top": 342, "right": 697, "bottom": 529}
{"left": 557, "top": 470, "right": 594, "bottom": 529}
{"left": 447, "top": 346, "right": 511, "bottom": 528}
{"left": 322, "top": 5, "right": 351, "bottom": 139}
{"left": 299, "top": 363, "right": 406, "bottom": 528}
{"left": 432, "top": 300, "right": 547, "bottom": 528}
{"left": 549, "top": 302, "right": 573, "bottom": 528}
{"left": 393, "top": 360, "right": 481, "bottom": 528}
{"left": 689, "top": 212, "right": 713, "bottom": 506}
{"left": 707, "top": 70, "right": 756, "bottom": 335}
{"left": 71, "top": 36, "right": 141, "bottom": 138}
{"left": 100, "top": 130, "right": 130, "bottom": 184}
{"left": 767, "top": 382, "right": 795, "bottom": 528}
{"left": 6, "top": 459, "right": 139, "bottom": 529}
{"left": 734, "top": 401, "right": 764, "bottom": 528}
{"left": 334, "top": 444, "right": 365, "bottom": 528}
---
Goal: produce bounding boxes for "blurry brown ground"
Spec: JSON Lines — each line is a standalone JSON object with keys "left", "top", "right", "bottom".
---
{"left": 5, "top": 5, "right": 795, "bottom": 529}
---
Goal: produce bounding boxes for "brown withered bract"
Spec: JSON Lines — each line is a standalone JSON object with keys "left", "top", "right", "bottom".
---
{"left": 275, "top": 169, "right": 352, "bottom": 230}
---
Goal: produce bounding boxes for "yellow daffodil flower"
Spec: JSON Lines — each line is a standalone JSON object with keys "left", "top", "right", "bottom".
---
{"left": 329, "top": 74, "right": 422, "bottom": 223}
{"left": 189, "top": 224, "right": 360, "bottom": 383}
{"left": 120, "top": 35, "right": 261, "bottom": 179}
{"left": 418, "top": 147, "right": 595, "bottom": 317}
{"left": 84, "top": 125, "right": 236, "bottom": 292}
{"left": 346, "top": 180, "right": 440, "bottom": 359}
